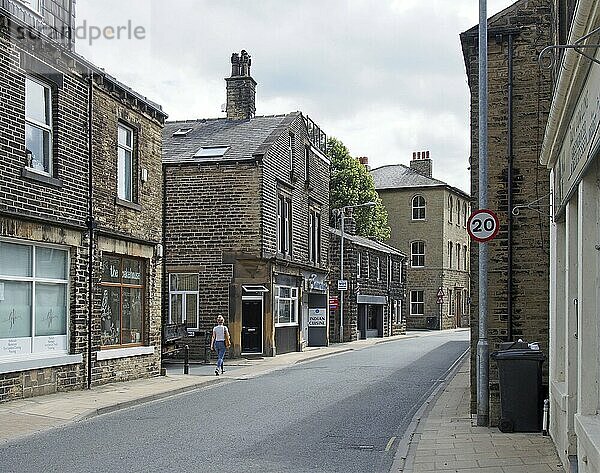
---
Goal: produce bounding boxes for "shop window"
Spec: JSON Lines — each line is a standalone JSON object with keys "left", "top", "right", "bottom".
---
{"left": 168, "top": 273, "right": 199, "bottom": 330}
{"left": 100, "top": 255, "right": 145, "bottom": 347}
{"left": 410, "top": 290, "right": 424, "bottom": 316}
{"left": 411, "top": 241, "right": 425, "bottom": 267}
{"left": 25, "top": 76, "right": 53, "bottom": 174}
{"left": 0, "top": 241, "right": 68, "bottom": 359}
{"left": 274, "top": 285, "right": 298, "bottom": 326}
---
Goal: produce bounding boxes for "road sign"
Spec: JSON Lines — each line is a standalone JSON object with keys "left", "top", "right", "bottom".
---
{"left": 337, "top": 280, "right": 348, "bottom": 291}
{"left": 329, "top": 296, "right": 339, "bottom": 310}
{"left": 436, "top": 297, "right": 444, "bottom": 305}
{"left": 436, "top": 287, "right": 444, "bottom": 305}
{"left": 467, "top": 209, "right": 500, "bottom": 242}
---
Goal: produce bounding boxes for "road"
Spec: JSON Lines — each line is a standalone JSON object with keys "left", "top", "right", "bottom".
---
{"left": 2, "top": 330, "right": 468, "bottom": 473}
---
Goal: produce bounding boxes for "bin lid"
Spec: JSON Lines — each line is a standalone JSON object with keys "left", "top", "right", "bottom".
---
{"left": 491, "top": 349, "right": 545, "bottom": 361}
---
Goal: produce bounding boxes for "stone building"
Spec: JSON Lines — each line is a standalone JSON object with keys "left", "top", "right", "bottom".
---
{"left": 0, "top": 0, "right": 166, "bottom": 402}
{"left": 371, "top": 153, "right": 471, "bottom": 331}
{"left": 328, "top": 218, "right": 407, "bottom": 342}
{"left": 540, "top": 1, "right": 600, "bottom": 471}
{"left": 460, "top": 0, "right": 552, "bottom": 426}
{"left": 162, "top": 51, "right": 330, "bottom": 358}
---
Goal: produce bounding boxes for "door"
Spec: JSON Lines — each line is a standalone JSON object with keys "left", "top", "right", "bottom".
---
{"left": 455, "top": 290, "right": 462, "bottom": 328}
{"left": 366, "top": 305, "right": 379, "bottom": 338}
{"left": 242, "top": 298, "right": 263, "bottom": 354}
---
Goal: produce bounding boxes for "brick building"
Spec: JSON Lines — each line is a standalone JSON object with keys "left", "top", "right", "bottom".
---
{"left": 540, "top": 1, "right": 600, "bottom": 471}
{"left": 162, "top": 51, "right": 330, "bottom": 357}
{"left": 328, "top": 218, "right": 407, "bottom": 342}
{"left": 0, "top": 0, "right": 166, "bottom": 402}
{"left": 371, "top": 153, "right": 471, "bottom": 331}
{"left": 460, "top": 0, "right": 552, "bottom": 426}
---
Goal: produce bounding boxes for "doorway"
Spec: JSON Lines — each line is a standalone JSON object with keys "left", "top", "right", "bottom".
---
{"left": 455, "top": 290, "right": 463, "bottom": 328}
{"left": 242, "top": 297, "right": 263, "bottom": 354}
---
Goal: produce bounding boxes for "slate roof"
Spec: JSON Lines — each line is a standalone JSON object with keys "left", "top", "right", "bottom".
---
{"left": 162, "top": 112, "right": 299, "bottom": 164}
{"left": 329, "top": 228, "right": 405, "bottom": 257}
{"left": 371, "top": 164, "right": 470, "bottom": 198}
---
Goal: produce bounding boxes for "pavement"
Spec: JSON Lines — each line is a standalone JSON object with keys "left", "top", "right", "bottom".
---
{"left": 1, "top": 328, "right": 566, "bottom": 473}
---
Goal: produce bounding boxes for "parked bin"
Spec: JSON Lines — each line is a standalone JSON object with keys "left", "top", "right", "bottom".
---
{"left": 492, "top": 348, "right": 545, "bottom": 433}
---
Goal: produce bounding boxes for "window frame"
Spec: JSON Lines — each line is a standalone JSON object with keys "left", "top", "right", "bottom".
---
{"left": 168, "top": 273, "right": 200, "bottom": 331}
{"left": 99, "top": 254, "right": 145, "bottom": 348}
{"left": 411, "top": 195, "right": 426, "bottom": 220}
{"left": 277, "top": 194, "right": 292, "bottom": 256}
{"left": 411, "top": 241, "right": 425, "bottom": 268}
{"left": 117, "top": 123, "right": 135, "bottom": 202}
{"left": 365, "top": 254, "right": 370, "bottom": 279}
{"left": 448, "top": 241, "right": 453, "bottom": 268}
{"left": 274, "top": 285, "right": 298, "bottom": 326}
{"left": 376, "top": 256, "right": 381, "bottom": 281}
{"left": 308, "top": 207, "right": 321, "bottom": 264}
{"left": 0, "top": 239, "right": 70, "bottom": 360}
{"left": 449, "top": 289, "right": 455, "bottom": 315}
{"left": 456, "top": 243, "right": 461, "bottom": 270}
{"left": 25, "top": 76, "right": 53, "bottom": 175}
{"left": 410, "top": 290, "right": 424, "bottom": 316}
{"left": 288, "top": 131, "right": 295, "bottom": 175}
{"left": 357, "top": 252, "right": 362, "bottom": 279}
{"left": 17, "top": 0, "right": 42, "bottom": 15}
{"left": 463, "top": 245, "right": 468, "bottom": 271}
{"left": 448, "top": 196, "right": 453, "bottom": 223}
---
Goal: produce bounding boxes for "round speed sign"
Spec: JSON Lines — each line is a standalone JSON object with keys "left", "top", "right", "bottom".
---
{"left": 467, "top": 209, "right": 499, "bottom": 242}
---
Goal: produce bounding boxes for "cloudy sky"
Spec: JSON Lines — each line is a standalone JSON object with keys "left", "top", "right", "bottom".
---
{"left": 75, "top": 0, "right": 516, "bottom": 193}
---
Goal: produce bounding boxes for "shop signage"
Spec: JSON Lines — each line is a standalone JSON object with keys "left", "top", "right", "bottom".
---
{"left": 308, "top": 308, "right": 327, "bottom": 327}
{"left": 329, "top": 296, "right": 339, "bottom": 310}
{"left": 337, "top": 280, "right": 348, "bottom": 291}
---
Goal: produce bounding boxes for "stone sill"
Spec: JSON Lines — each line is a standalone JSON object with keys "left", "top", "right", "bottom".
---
{"left": 575, "top": 414, "right": 600, "bottom": 472}
{"left": 96, "top": 346, "right": 155, "bottom": 361}
{"left": 21, "top": 167, "right": 63, "bottom": 188}
{"left": 0, "top": 353, "right": 82, "bottom": 374}
{"left": 114, "top": 197, "right": 142, "bottom": 212}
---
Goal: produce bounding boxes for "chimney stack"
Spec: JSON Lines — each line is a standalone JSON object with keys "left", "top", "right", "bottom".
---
{"left": 410, "top": 149, "right": 433, "bottom": 178}
{"left": 225, "top": 50, "right": 256, "bottom": 120}
{"left": 358, "top": 156, "right": 370, "bottom": 171}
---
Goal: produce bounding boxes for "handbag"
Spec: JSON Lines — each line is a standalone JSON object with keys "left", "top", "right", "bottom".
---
{"left": 224, "top": 327, "right": 231, "bottom": 348}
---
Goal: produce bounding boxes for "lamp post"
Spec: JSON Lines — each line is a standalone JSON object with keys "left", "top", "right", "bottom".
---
{"left": 334, "top": 201, "right": 376, "bottom": 342}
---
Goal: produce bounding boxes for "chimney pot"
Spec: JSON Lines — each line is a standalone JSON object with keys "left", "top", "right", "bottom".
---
{"left": 226, "top": 50, "right": 256, "bottom": 120}
{"left": 426, "top": 150, "right": 430, "bottom": 159}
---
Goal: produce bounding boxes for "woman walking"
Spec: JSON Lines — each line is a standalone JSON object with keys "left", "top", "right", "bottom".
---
{"left": 211, "top": 315, "right": 230, "bottom": 376}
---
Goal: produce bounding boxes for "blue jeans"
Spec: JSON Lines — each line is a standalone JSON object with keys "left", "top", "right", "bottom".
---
{"left": 215, "top": 340, "right": 226, "bottom": 370}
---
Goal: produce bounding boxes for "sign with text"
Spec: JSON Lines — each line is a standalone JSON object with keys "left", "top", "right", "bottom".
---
{"left": 308, "top": 308, "right": 327, "bottom": 327}
{"left": 329, "top": 297, "right": 339, "bottom": 310}
{"left": 467, "top": 209, "right": 500, "bottom": 242}
{"left": 337, "top": 280, "right": 348, "bottom": 291}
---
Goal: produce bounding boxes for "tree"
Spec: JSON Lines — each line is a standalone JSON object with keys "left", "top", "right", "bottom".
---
{"left": 328, "top": 137, "right": 390, "bottom": 241}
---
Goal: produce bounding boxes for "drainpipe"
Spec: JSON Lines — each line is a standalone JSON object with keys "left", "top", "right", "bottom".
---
{"left": 86, "top": 72, "right": 95, "bottom": 389}
{"left": 161, "top": 164, "right": 167, "bottom": 363}
{"left": 507, "top": 34, "right": 514, "bottom": 341}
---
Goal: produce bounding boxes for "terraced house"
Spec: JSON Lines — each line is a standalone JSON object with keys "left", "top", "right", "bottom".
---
{"left": 0, "top": 0, "right": 166, "bottom": 402}
{"left": 163, "top": 51, "right": 330, "bottom": 358}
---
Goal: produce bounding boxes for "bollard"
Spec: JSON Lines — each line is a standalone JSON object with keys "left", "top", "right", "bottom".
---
{"left": 184, "top": 345, "right": 190, "bottom": 375}
{"left": 542, "top": 399, "right": 549, "bottom": 436}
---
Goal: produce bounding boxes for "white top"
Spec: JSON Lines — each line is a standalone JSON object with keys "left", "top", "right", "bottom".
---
{"left": 213, "top": 325, "right": 229, "bottom": 341}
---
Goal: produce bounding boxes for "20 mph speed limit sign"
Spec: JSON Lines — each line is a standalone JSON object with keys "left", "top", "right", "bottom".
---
{"left": 467, "top": 209, "right": 499, "bottom": 242}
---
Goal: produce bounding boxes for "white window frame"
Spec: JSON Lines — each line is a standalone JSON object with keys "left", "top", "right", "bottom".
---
{"left": 25, "top": 76, "right": 53, "bottom": 175}
{"left": 357, "top": 252, "right": 362, "bottom": 279}
{"left": 463, "top": 203, "right": 468, "bottom": 227}
{"left": 456, "top": 243, "right": 461, "bottom": 270}
{"left": 366, "top": 254, "right": 370, "bottom": 279}
{"left": 376, "top": 257, "right": 381, "bottom": 281}
{"left": 288, "top": 132, "right": 295, "bottom": 173}
{"left": 277, "top": 195, "right": 292, "bottom": 255}
{"left": 308, "top": 208, "right": 321, "bottom": 264}
{"left": 411, "top": 241, "right": 425, "bottom": 268}
{"left": 274, "top": 285, "right": 298, "bottom": 326}
{"left": 448, "top": 241, "right": 453, "bottom": 268}
{"left": 411, "top": 195, "right": 426, "bottom": 220}
{"left": 0, "top": 239, "right": 70, "bottom": 360}
{"left": 118, "top": 123, "right": 135, "bottom": 202}
{"left": 17, "top": 0, "right": 42, "bottom": 14}
{"left": 448, "top": 196, "right": 453, "bottom": 223}
{"left": 456, "top": 200, "right": 461, "bottom": 225}
{"left": 464, "top": 245, "right": 468, "bottom": 271}
{"left": 410, "top": 290, "right": 424, "bottom": 316}
{"left": 168, "top": 273, "right": 200, "bottom": 330}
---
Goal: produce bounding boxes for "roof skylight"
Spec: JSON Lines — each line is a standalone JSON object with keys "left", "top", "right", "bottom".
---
{"left": 172, "top": 128, "right": 193, "bottom": 137}
{"left": 193, "top": 146, "right": 230, "bottom": 158}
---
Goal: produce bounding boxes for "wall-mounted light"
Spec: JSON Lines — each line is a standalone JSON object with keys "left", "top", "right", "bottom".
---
{"left": 155, "top": 243, "right": 163, "bottom": 259}
{"left": 141, "top": 168, "right": 148, "bottom": 183}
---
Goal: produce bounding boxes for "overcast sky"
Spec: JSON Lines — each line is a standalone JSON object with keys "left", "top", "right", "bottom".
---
{"left": 75, "top": 0, "right": 516, "bottom": 193}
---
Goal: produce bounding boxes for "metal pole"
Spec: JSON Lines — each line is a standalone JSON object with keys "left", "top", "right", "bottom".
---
{"left": 339, "top": 209, "right": 345, "bottom": 342}
{"left": 477, "top": 0, "right": 490, "bottom": 427}
{"left": 184, "top": 345, "right": 190, "bottom": 375}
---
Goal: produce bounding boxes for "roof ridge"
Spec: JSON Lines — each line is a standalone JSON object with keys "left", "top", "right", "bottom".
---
{"left": 166, "top": 113, "right": 293, "bottom": 125}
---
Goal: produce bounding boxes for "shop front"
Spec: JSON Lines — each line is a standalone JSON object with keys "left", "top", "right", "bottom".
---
{"left": 357, "top": 295, "right": 386, "bottom": 339}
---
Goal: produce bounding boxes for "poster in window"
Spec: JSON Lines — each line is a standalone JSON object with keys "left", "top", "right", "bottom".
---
{"left": 35, "top": 284, "right": 67, "bottom": 336}
{"left": 100, "top": 287, "right": 120, "bottom": 345}
{"left": 122, "top": 287, "right": 142, "bottom": 344}
{"left": 102, "top": 256, "right": 121, "bottom": 284}
{"left": 0, "top": 281, "right": 32, "bottom": 339}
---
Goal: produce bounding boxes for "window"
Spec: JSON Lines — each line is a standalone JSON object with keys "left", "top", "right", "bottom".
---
{"left": 274, "top": 285, "right": 298, "bottom": 325}
{"left": 100, "top": 255, "right": 145, "bottom": 347}
{"left": 366, "top": 254, "right": 370, "bottom": 279}
{"left": 456, "top": 200, "right": 461, "bottom": 225}
{"left": 17, "top": 0, "right": 42, "bottom": 14}
{"left": 193, "top": 146, "right": 229, "bottom": 158}
{"left": 288, "top": 132, "right": 295, "bottom": 173}
{"left": 0, "top": 241, "right": 68, "bottom": 359}
{"left": 304, "top": 145, "right": 310, "bottom": 182}
{"left": 172, "top": 128, "right": 192, "bottom": 137}
{"left": 376, "top": 257, "right": 381, "bottom": 281}
{"left": 412, "top": 195, "right": 426, "bottom": 220}
{"left": 463, "top": 203, "right": 468, "bottom": 227}
{"left": 449, "top": 289, "right": 455, "bottom": 315}
{"left": 448, "top": 196, "right": 453, "bottom": 223}
{"left": 357, "top": 252, "right": 362, "bottom": 279}
{"left": 448, "top": 241, "right": 453, "bottom": 268}
{"left": 456, "top": 243, "right": 461, "bottom": 270}
{"left": 411, "top": 241, "right": 425, "bottom": 267}
{"left": 277, "top": 195, "right": 292, "bottom": 255}
{"left": 394, "top": 299, "right": 403, "bottom": 324}
{"left": 388, "top": 258, "right": 392, "bottom": 284}
{"left": 410, "top": 290, "right": 424, "bottom": 315}
{"left": 463, "top": 289, "right": 469, "bottom": 315}
{"left": 25, "top": 77, "right": 53, "bottom": 174}
{"left": 168, "top": 274, "right": 199, "bottom": 330}
{"left": 118, "top": 123, "right": 135, "bottom": 202}
{"left": 308, "top": 208, "right": 321, "bottom": 264}
{"left": 463, "top": 245, "right": 468, "bottom": 271}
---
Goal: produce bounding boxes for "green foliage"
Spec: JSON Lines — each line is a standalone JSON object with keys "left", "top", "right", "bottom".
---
{"left": 328, "top": 137, "right": 390, "bottom": 241}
